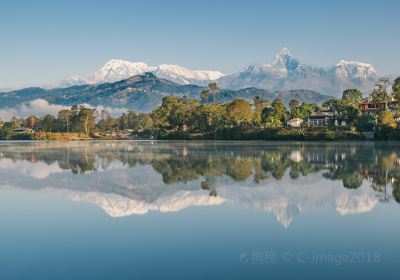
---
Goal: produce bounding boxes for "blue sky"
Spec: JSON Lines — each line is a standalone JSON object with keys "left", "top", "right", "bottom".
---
{"left": 0, "top": 0, "right": 399, "bottom": 88}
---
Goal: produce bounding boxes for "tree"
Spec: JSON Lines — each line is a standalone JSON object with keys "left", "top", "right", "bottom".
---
{"left": 289, "top": 99, "right": 300, "bottom": 111}
{"left": 136, "top": 113, "right": 153, "bottom": 131}
{"left": 225, "top": 99, "right": 252, "bottom": 126}
{"left": 342, "top": 88, "right": 363, "bottom": 103}
{"left": 196, "top": 104, "right": 226, "bottom": 131}
{"left": 57, "top": 109, "right": 73, "bottom": 132}
{"left": 200, "top": 90, "right": 209, "bottom": 105}
{"left": 271, "top": 98, "right": 288, "bottom": 123}
{"left": 323, "top": 98, "right": 360, "bottom": 126}
{"left": 120, "top": 111, "right": 137, "bottom": 130}
{"left": 208, "top": 82, "right": 218, "bottom": 105}
{"left": 291, "top": 103, "right": 314, "bottom": 120}
{"left": 40, "top": 115, "right": 57, "bottom": 132}
{"left": 370, "top": 77, "right": 391, "bottom": 105}
{"left": 355, "top": 114, "right": 376, "bottom": 131}
{"left": 98, "top": 110, "right": 119, "bottom": 131}
{"left": 75, "top": 107, "right": 96, "bottom": 134}
{"left": 10, "top": 116, "right": 23, "bottom": 129}
{"left": 28, "top": 116, "right": 35, "bottom": 129}
{"left": 378, "top": 110, "right": 396, "bottom": 129}
{"left": 264, "top": 115, "right": 281, "bottom": 127}
{"left": 253, "top": 96, "right": 270, "bottom": 125}
{"left": 392, "top": 76, "right": 400, "bottom": 100}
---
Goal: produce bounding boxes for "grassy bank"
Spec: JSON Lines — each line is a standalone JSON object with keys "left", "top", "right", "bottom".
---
{"left": 1, "top": 132, "right": 91, "bottom": 140}
{"left": 3, "top": 127, "right": 400, "bottom": 141}
{"left": 158, "top": 127, "right": 366, "bottom": 141}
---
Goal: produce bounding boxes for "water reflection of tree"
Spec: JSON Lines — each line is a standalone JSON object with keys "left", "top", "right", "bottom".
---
{"left": 2, "top": 142, "right": 400, "bottom": 203}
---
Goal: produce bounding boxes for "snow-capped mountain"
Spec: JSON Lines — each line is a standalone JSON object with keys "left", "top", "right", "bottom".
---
{"left": 153, "top": 64, "right": 224, "bottom": 84}
{"left": 60, "top": 59, "right": 225, "bottom": 87}
{"left": 57, "top": 48, "right": 378, "bottom": 96}
{"left": 216, "top": 48, "right": 378, "bottom": 96}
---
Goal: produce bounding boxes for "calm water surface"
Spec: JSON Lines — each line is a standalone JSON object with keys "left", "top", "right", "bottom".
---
{"left": 0, "top": 141, "right": 399, "bottom": 279}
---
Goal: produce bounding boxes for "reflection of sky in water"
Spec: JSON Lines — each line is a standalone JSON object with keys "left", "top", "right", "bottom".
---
{"left": 0, "top": 141, "right": 399, "bottom": 279}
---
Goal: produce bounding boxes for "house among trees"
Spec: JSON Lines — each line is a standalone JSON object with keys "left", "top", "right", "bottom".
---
{"left": 307, "top": 112, "right": 333, "bottom": 127}
{"left": 359, "top": 100, "right": 399, "bottom": 116}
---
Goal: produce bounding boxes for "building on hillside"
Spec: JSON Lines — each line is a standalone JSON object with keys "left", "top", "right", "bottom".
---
{"left": 307, "top": 112, "right": 333, "bottom": 127}
{"left": 287, "top": 118, "right": 303, "bottom": 128}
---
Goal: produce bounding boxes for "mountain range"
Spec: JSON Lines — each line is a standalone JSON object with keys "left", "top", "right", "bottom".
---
{"left": 0, "top": 73, "right": 333, "bottom": 112}
{"left": 0, "top": 48, "right": 378, "bottom": 112}
{"left": 59, "top": 48, "right": 378, "bottom": 97}
{"left": 59, "top": 59, "right": 225, "bottom": 87}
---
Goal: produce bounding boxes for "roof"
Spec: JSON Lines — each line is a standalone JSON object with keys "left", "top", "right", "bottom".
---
{"left": 359, "top": 100, "right": 399, "bottom": 105}
{"left": 287, "top": 118, "right": 303, "bottom": 122}
{"left": 308, "top": 112, "right": 333, "bottom": 118}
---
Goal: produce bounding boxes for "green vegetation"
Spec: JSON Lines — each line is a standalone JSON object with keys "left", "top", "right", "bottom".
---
{"left": 1, "top": 76, "right": 400, "bottom": 140}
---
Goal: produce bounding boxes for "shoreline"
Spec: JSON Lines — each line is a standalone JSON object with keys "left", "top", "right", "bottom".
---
{"left": 1, "top": 128, "right": 396, "bottom": 141}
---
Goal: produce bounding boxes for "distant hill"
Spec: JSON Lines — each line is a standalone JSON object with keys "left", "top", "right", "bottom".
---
{"left": 0, "top": 73, "right": 334, "bottom": 112}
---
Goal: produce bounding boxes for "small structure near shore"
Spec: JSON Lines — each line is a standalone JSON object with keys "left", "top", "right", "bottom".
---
{"left": 287, "top": 118, "right": 303, "bottom": 128}
{"left": 12, "top": 127, "right": 33, "bottom": 134}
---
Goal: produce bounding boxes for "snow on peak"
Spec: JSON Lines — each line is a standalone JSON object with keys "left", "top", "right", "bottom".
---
{"left": 88, "top": 59, "right": 155, "bottom": 83}
{"left": 154, "top": 64, "right": 225, "bottom": 83}
{"left": 61, "top": 60, "right": 224, "bottom": 87}
{"left": 243, "top": 47, "right": 300, "bottom": 78}
{"left": 277, "top": 47, "right": 292, "bottom": 57}
{"left": 335, "top": 60, "right": 377, "bottom": 79}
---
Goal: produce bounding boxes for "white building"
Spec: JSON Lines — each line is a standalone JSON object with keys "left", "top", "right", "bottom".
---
{"left": 287, "top": 118, "right": 303, "bottom": 128}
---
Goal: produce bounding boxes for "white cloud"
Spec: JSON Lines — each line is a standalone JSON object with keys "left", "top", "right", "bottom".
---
{"left": 0, "top": 99, "right": 128, "bottom": 121}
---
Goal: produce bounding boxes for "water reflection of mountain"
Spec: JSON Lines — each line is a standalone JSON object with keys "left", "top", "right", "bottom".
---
{"left": 0, "top": 141, "right": 399, "bottom": 227}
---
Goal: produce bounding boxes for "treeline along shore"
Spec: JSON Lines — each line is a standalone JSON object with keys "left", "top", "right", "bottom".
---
{"left": 1, "top": 77, "right": 400, "bottom": 141}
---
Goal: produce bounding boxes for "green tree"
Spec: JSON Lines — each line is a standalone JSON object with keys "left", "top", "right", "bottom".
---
{"left": 253, "top": 96, "right": 270, "bottom": 126}
{"left": 392, "top": 76, "right": 400, "bottom": 100}
{"left": 226, "top": 99, "right": 252, "bottom": 126}
{"left": 378, "top": 110, "right": 396, "bottom": 129}
{"left": 40, "top": 114, "right": 57, "bottom": 132}
{"left": 289, "top": 99, "right": 300, "bottom": 111}
{"left": 290, "top": 103, "right": 314, "bottom": 120}
{"left": 75, "top": 107, "right": 96, "bottom": 134}
{"left": 196, "top": 104, "right": 226, "bottom": 131}
{"left": 356, "top": 114, "right": 376, "bottom": 131}
{"left": 370, "top": 77, "right": 391, "bottom": 105}
{"left": 120, "top": 111, "right": 137, "bottom": 130}
{"left": 136, "top": 113, "right": 153, "bottom": 131}
{"left": 200, "top": 90, "right": 209, "bottom": 105}
{"left": 10, "top": 116, "right": 23, "bottom": 129}
{"left": 323, "top": 98, "right": 360, "bottom": 126}
{"left": 342, "top": 88, "right": 363, "bottom": 103}
{"left": 208, "top": 82, "right": 218, "bottom": 105}
{"left": 98, "top": 110, "right": 119, "bottom": 131}
{"left": 264, "top": 114, "right": 281, "bottom": 127}
{"left": 270, "top": 98, "right": 287, "bottom": 124}
{"left": 57, "top": 109, "right": 73, "bottom": 132}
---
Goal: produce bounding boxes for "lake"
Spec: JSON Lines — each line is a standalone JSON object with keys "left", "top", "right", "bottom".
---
{"left": 0, "top": 141, "right": 399, "bottom": 279}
